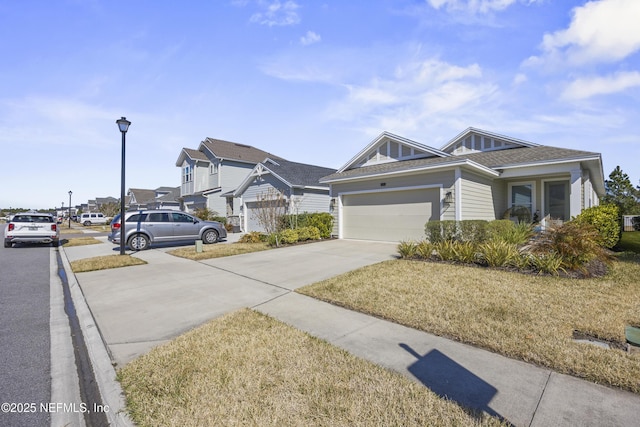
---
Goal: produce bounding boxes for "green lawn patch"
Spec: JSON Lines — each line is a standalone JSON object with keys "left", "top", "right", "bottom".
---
{"left": 615, "top": 231, "right": 640, "bottom": 253}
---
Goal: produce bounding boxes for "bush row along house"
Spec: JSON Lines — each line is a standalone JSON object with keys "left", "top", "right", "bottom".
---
{"left": 177, "top": 128, "right": 605, "bottom": 241}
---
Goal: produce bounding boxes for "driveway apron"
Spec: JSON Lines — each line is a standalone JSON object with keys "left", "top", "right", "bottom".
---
{"left": 73, "top": 239, "right": 396, "bottom": 366}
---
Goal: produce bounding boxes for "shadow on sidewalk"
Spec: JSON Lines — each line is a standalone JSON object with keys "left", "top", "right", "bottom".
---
{"left": 400, "top": 343, "right": 511, "bottom": 424}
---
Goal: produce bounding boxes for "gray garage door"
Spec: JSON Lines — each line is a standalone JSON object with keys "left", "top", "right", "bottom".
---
{"left": 342, "top": 189, "right": 439, "bottom": 241}
{"left": 245, "top": 202, "right": 265, "bottom": 233}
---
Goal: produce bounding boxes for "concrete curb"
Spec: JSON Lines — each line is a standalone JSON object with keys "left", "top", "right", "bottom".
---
{"left": 59, "top": 246, "right": 134, "bottom": 427}
{"left": 50, "top": 248, "right": 85, "bottom": 427}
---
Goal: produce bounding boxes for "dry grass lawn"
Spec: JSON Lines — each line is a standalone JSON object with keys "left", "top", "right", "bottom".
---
{"left": 70, "top": 255, "right": 146, "bottom": 273}
{"left": 118, "top": 309, "right": 504, "bottom": 427}
{"left": 168, "top": 242, "right": 270, "bottom": 260}
{"left": 298, "top": 254, "right": 640, "bottom": 393}
{"left": 62, "top": 236, "right": 103, "bottom": 247}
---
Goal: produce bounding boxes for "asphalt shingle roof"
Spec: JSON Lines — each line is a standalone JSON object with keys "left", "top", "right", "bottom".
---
{"left": 263, "top": 158, "right": 336, "bottom": 187}
{"left": 321, "top": 145, "right": 600, "bottom": 182}
{"left": 202, "top": 138, "right": 282, "bottom": 164}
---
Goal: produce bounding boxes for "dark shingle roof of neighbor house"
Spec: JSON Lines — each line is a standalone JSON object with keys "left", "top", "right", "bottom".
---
{"left": 263, "top": 158, "right": 336, "bottom": 188}
{"left": 182, "top": 148, "right": 209, "bottom": 161}
{"left": 157, "top": 187, "right": 180, "bottom": 203}
{"left": 128, "top": 188, "right": 157, "bottom": 205}
{"left": 202, "top": 138, "right": 282, "bottom": 164}
{"left": 321, "top": 145, "right": 601, "bottom": 181}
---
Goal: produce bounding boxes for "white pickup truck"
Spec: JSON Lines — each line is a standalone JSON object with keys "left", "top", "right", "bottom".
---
{"left": 4, "top": 212, "right": 59, "bottom": 248}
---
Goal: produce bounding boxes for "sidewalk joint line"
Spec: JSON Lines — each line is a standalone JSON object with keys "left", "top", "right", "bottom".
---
{"left": 529, "top": 371, "right": 552, "bottom": 427}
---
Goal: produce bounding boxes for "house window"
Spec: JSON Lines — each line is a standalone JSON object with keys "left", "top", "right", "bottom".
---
{"left": 183, "top": 166, "right": 192, "bottom": 183}
{"left": 508, "top": 183, "right": 534, "bottom": 222}
{"left": 210, "top": 163, "right": 218, "bottom": 174}
{"left": 544, "top": 181, "right": 569, "bottom": 221}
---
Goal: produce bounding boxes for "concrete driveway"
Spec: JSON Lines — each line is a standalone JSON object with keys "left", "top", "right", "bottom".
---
{"left": 68, "top": 239, "right": 396, "bottom": 366}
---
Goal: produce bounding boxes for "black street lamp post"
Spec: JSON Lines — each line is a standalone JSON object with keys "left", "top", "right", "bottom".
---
{"left": 68, "top": 190, "right": 72, "bottom": 228}
{"left": 116, "top": 117, "right": 131, "bottom": 255}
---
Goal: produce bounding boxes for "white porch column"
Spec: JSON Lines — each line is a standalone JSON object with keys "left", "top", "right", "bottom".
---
{"left": 454, "top": 167, "right": 462, "bottom": 221}
{"left": 570, "top": 169, "right": 582, "bottom": 218}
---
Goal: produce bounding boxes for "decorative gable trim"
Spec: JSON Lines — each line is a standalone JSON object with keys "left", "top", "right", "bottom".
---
{"left": 232, "top": 159, "right": 292, "bottom": 197}
{"left": 440, "top": 127, "right": 540, "bottom": 155}
{"left": 337, "top": 131, "right": 450, "bottom": 173}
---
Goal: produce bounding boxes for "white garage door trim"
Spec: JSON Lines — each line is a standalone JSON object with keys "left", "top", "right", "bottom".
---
{"left": 338, "top": 185, "right": 443, "bottom": 241}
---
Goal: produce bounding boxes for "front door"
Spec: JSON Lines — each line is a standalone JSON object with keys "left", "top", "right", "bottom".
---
{"left": 544, "top": 181, "right": 569, "bottom": 221}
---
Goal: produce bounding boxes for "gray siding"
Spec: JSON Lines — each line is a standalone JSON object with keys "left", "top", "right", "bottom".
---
{"left": 242, "top": 174, "right": 290, "bottom": 201}
{"left": 460, "top": 171, "right": 496, "bottom": 221}
{"left": 292, "top": 188, "right": 331, "bottom": 214}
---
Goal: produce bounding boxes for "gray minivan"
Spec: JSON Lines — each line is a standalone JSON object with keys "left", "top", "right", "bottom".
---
{"left": 108, "top": 209, "right": 227, "bottom": 250}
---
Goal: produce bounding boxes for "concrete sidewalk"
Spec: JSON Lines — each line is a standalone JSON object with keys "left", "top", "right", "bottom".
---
{"left": 63, "top": 238, "right": 640, "bottom": 426}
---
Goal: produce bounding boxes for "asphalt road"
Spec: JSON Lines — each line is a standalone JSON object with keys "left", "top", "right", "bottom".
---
{"left": 0, "top": 241, "right": 51, "bottom": 427}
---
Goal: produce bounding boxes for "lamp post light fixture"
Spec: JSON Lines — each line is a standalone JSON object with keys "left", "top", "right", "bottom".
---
{"left": 116, "top": 116, "right": 131, "bottom": 255}
{"left": 68, "top": 190, "right": 72, "bottom": 228}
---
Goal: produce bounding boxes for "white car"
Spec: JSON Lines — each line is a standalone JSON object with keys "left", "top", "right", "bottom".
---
{"left": 4, "top": 212, "right": 60, "bottom": 248}
{"left": 79, "top": 212, "right": 108, "bottom": 226}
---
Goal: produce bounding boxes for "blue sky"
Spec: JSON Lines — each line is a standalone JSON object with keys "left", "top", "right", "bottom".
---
{"left": 1, "top": 0, "right": 639, "bottom": 210}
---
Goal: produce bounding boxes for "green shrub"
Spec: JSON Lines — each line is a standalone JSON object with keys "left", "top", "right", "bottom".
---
{"left": 486, "top": 220, "right": 516, "bottom": 241}
{"left": 451, "top": 241, "right": 479, "bottom": 264}
{"left": 574, "top": 204, "right": 620, "bottom": 248}
{"left": 416, "top": 241, "right": 434, "bottom": 259}
{"left": 280, "top": 212, "right": 333, "bottom": 239}
{"left": 528, "top": 221, "right": 613, "bottom": 276}
{"left": 267, "top": 233, "right": 281, "bottom": 247}
{"left": 478, "top": 240, "right": 520, "bottom": 267}
{"left": 397, "top": 241, "right": 418, "bottom": 259}
{"left": 297, "top": 226, "right": 321, "bottom": 241}
{"left": 458, "top": 220, "right": 488, "bottom": 244}
{"left": 193, "top": 207, "right": 225, "bottom": 222}
{"left": 280, "top": 229, "right": 299, "bottom": 244}
{"left": 425, "top": 220, "right": 458, "bottom": 243}
{"left": 434, "top": 240, "right": 457, "bottom": 261}
{"left": 529, "top": 252, "right": 564, "bottom": 276}
{"left": 633, "top": 216, "right": 640, "bottom": 231}
{"left": 239, "top": 231, "right": 266, "bottom": 243}
{"left": 502, "top": 222, "right": 534, "bottom": 245}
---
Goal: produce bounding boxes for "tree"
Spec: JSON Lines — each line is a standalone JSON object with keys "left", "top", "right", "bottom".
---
{"left": 251, "top": 188, "right": 287, "bottom": 234}
{"left": 100, "top": 202, "right": 120, "bottom": 218}
{"left": 601, "top": 166, "right": 640, "bottom": 215}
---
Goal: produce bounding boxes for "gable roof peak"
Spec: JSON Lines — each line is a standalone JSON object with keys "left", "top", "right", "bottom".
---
{"left": 337, "top": 131, "right": 450, "bottom": 173}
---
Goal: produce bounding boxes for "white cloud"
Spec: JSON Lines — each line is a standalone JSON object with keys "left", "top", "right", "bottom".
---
{"left": 533, "top": 0, "right": 640, "bottom": 66}
{"left": 328, "top": 58, "right": 498, "bottom": 135}
{"left": 562, "top": 71, "right": 640, "bottom": 100}
{"left": 300, "top": 30, "right": 321, "bottom": 46}
{"left": 250, "top": 0, "right": 300, "bottom": 27}
{"left": 426, "top": 0, "right": 539, "bottom": 14}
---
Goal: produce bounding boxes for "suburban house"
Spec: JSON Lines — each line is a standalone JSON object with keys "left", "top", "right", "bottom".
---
{"left": 127, "top": 187, "right": 181, "bottom": 210}
{"left": 232, "top": 158, "right": 336, "bottom": 232}
{"left": 320, "top": 128, "right": 605, "bottom": 242}
{"left": 176, "top": 138, "right": 281, "bottom": 218}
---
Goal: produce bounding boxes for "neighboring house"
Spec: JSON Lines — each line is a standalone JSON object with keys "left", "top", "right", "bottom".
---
{"left": 127, "top": 187, "right": 181, "bottom": 210}
{"left": 176, "top": 138, "right": 281, "bottom": 217}
{"left": 233, "top": 158, "right": 336, "bottom": 232}
{"left": 96, "top": 197, "right": 118, "bottom": 209}
{"left": 320, "top": 128, "right": 605, "bottom": 242}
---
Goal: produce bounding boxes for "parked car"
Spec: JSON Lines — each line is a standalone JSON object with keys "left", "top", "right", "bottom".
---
{"left": 108, "top": 209, "right": 227, "bottom": 250}
{"left": 4, "top": 212, "right": 59, "bottom": 248}
{"left": 80, "top": 212, "right": 108, "bottom": 226}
